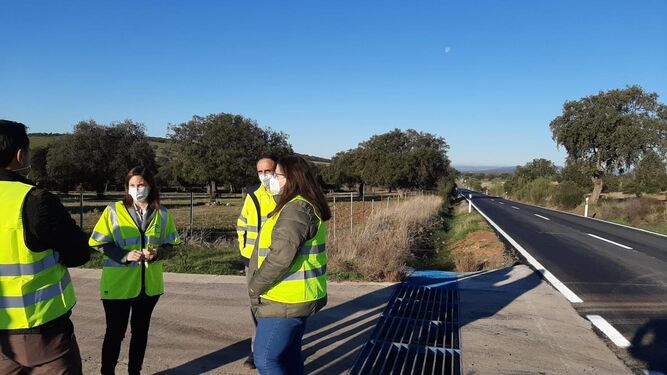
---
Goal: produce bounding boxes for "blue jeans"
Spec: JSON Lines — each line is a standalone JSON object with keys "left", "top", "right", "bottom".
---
{"left": 253, "top": 317, "right": 307, "bottom": 375}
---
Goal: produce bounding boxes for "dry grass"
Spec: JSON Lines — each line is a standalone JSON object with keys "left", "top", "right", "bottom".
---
{"left": 327, "top": 195, "right": 443, "bottom": 282}
{"left": 558, "top": 196, "right": 667, "bottom": 235}
{"left": 584, "top": 197, "right": 667, "bottom": 234}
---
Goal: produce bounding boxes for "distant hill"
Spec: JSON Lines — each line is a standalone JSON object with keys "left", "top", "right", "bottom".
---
{"left": 455, "top": 165, "right": 516, "bottom": 174}
{"left": 295, "top": 153, "right": 331, "bottom": 165}
{"left": 28, "top": 133, "right": 329, "bottom": 165}
{"left": 29, "top": 134, "right": 66, "bottom": 149}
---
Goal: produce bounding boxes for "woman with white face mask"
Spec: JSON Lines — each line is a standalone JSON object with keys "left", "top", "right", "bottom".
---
{"left": 89, "top": 166, "right": 181, "bottom": 375}
{"left": 248, "top": 156, "right": 331, "bottom": 375}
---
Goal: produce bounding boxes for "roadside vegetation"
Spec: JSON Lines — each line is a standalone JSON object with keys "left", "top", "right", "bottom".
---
{"left": 463, "top": 85, "right": 667, "bottom": 234}
{"left": 327, "top": 195, "right": 444, "bottom": 281}
{"left": 80, "top": 192, "right": 462, "bottom": 280}
{"left": 32, "top": 120, "right": 458, "bottom": 280}
{"left": 410, "top": 197, "right": 513, "bottom": 274}
{"left": 465, "top": 164, "right": 667, "bottom": 236}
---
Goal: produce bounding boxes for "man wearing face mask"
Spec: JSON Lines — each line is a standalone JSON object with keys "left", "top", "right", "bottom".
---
{"left": 236, "top": 157, "right": 277, "bottom": 369}
{"left": 0, "top": 120, "right": 91, "bottom": 374}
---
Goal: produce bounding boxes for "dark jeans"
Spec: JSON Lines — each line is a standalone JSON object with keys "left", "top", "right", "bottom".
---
{"left": 253, "top": 317, "right": 307, "bottom": 375}
{"left": 101, "top": 296, "right": 159, "bottom": 375}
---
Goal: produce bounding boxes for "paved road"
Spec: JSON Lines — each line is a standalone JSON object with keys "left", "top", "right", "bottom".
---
{"left": 69, "top": 266, "right": 632, "bottom": 375}
{"left": 459, "top": 189, "right": 667, "bottom": 372}
{"left": 69, "top": 269, "right": 395, "bottom": 374}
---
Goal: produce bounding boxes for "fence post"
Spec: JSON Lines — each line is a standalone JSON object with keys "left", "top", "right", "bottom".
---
{"left": 350, "top": 192, "right": 353, "bottom": 232}
{"left": 371, "top": 199, "right": 374, "bottom": 216}
{"left": 189, "top": 189, "right": 194, "bottom": 237}
{"left": 79, "top": 190, "right": 84, "bottom": 228}
{"left": 386, "top": 196, "right": 390, "bottom": 209}
{"left": 584, "top": 197, "right": 589, "bottom": 218}
{"left": 362, "top": 187, "right": 365, "bottom": 215}
{"left": 468, "top": 193, "right": 472, "bottom": 213}
{"left": 333, "top": 195, "right": 336, "bottom": 245}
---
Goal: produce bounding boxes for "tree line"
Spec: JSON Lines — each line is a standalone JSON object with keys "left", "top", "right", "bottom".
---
{"left": 465, "top": 85, "right": 667, "bottom": 207}
{"left": 550, "top": 85, "right": 667, "bottom": 204}
{"left": 29, "top": 114, "right": 456, "bottom": 199}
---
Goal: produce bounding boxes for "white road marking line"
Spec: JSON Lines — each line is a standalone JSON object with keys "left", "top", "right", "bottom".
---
{"left": 534, "top": 214, "right": 550, "bottom": 221}
{"left": 501, "top": 197, "right": 667, "bottom": 239}
{"left": 586, "top": 315, "right": 631, "bottom": 348}
{"left": 511, "top": 206, "right": 520, "bottom": 210}
{"left": 498, "top": 202, "right": 505, "bottom": 205}
{"left": 461, "top": 194, "right": 583, "bottom": 303}
{"left": 586, "top": 233, "right": 633, "bottom": 250}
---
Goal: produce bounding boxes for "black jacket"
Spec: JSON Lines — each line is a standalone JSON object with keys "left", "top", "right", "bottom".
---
{"left": 0, "top": 169, "right": 91, "bottom": 267}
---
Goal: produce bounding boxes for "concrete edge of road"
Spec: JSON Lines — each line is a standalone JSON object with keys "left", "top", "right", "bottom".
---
{"left": 69, "top": 267, "right": 399, "bottom": 287}
{"left": 460, "top": 192, "right": 640, "bottom": 354}
{"left": 488, "top": 192, "right": 667, "bottom": 240}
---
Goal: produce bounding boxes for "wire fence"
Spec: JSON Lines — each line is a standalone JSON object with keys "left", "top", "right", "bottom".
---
{"left": 57, "top": 189, "right": 437, "bottom": 244}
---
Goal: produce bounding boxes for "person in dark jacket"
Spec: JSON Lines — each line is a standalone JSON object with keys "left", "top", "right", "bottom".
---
{"left": 248, "top": 155, "right": 331, "bottom": 375}
{"left": 0, "top": 119, "right": 91, "bottom": 374}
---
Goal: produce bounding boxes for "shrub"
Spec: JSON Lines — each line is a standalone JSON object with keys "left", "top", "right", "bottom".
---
{"left": 552, "top": 181, "right": 585, "bottom": 209}
{"left": 488, "top": 183, "right": 505, "bottom": 197}
{"left": 523, "top": 177, "right": 553, "bottom": 204}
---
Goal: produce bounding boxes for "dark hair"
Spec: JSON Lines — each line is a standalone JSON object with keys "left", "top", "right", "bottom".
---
{"left": 0, "top": 120, "right": 30, "bottom": 168}
{"left": 123, "top": 166, "right": 161, "bottom": 209}
{"left": 271, "top": 155, "right": 331, "bottom": 221}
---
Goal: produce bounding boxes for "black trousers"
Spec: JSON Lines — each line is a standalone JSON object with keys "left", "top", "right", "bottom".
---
{"left": 101, "top": 296, "right": 159, "bottom": 375}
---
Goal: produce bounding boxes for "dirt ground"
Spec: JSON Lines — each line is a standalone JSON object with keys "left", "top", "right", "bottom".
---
{"left": 450, "top": 230, "right": 512, "bottom": 272}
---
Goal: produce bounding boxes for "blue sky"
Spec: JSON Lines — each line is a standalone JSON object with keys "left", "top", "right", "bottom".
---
{"left": 1, "top": 1, "right": 665, "bottom": 166}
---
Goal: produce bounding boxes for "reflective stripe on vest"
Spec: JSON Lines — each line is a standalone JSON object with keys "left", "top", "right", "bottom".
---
{"left": 238, "top": 186, "right": 276, "bottom": 259}
{"left": 0, "top": 273, "right": 72, "bottom": 308}
{"left": 0, "top": 181, "right": 76, "bottom": 329}
{"left": 0, "top": 252, "right": 60, "bottom": 277}
{"left": 257, "top": 195, "right": 327, "bottom": 303}
{"left": 89, "top": 201, "right": 180, "bottom": 299}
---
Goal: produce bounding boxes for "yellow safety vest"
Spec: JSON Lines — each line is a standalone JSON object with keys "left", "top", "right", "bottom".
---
{"left": 0, "top": 181, "right": 76, "bottom": 329}
{"left": 257, "top": 195, "right": 327, "bottom": 303}
{"left": 89, "top": 201, "right": 181, "bottom": 300}
{"left": 237, "top": 185, "right": 276, "bottom": 260}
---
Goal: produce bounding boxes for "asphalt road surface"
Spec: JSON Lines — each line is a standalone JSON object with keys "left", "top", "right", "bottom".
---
{"left": 459, "top": 189, "right": 667, "bottom": 372}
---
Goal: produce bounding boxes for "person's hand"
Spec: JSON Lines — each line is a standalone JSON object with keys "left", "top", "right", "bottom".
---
{"left": 126, "top": 250, "right": 145, "bottom": 262}
{"left": 142, "top": 247, "right": 157, "bottom": 261}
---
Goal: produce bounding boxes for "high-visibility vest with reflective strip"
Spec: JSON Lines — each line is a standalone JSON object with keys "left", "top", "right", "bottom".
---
{"left": 257, "top": 196, "right": 327, "bottom": 303}
{"left": 0, "top": 181, "right": 76, "bottom": 329}
{"left": 89, "top": 201, "right": 181, "bottom": 300}
{"left": 237, "top": 185, "right": 276, "bottom": 260}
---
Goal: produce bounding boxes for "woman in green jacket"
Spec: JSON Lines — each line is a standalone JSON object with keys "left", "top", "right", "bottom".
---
{"left": 89, "top": 166, "right": 180, "bottom": 375}
{"left": 248, "top": 155, "right": 331, "bottom": 375}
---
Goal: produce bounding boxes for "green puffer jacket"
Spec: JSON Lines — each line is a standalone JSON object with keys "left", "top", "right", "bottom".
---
{"left": 247, "top": 199, "right": 327, "bottom": 318}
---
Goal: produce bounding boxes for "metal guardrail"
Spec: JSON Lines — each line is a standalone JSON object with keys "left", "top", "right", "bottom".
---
{"left": 350, "top": 283, "right": 461, "bottom": 375}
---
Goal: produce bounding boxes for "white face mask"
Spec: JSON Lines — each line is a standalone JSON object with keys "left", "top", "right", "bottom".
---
{"left": 269, "top": 175, "right": 281, "bottom": 195}
{"left": 259, "top": 174, "right": 272, "bottom": 187}
{"left": 128, "top": 186, "right": 150, "bottom": 202}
